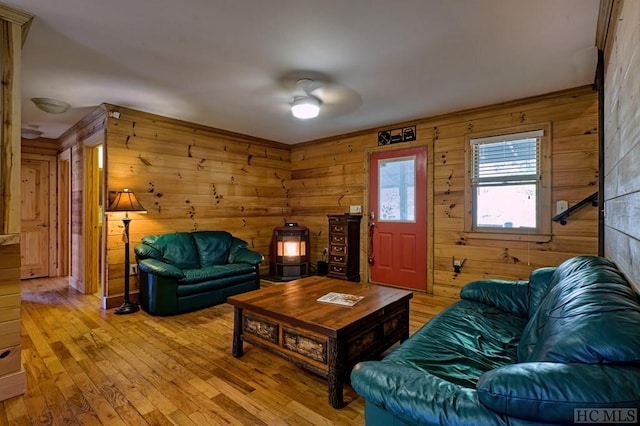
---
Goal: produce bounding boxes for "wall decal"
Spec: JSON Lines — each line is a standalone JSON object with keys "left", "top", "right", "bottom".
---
{"left": 377, "top": 126, "right": 416, "bottom": 145}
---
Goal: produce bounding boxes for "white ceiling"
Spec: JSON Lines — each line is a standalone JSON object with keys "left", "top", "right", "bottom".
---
{"left": 11, "top": 0, "right": 600, "bottom": 145}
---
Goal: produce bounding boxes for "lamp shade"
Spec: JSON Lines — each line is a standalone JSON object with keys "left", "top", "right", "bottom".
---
{"left": 291, "top": 96, "right": 321, "bottom": 119}
{"left": 106, "top": 189, "right": 146, "bottom": 213}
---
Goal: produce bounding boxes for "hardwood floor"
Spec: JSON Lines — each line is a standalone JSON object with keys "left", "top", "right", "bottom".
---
{"left": 1, "top": 277, "right": 456, "bottom": 425}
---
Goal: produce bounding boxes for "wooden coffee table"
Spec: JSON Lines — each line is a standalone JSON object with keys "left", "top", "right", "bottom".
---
{"left": 227, "top": 276, "right": 413, "bottom": 408}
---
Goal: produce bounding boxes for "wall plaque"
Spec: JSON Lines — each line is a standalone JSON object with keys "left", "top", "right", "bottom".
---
{"left": 378, "top": 126, "right": 416, "bottom": 145}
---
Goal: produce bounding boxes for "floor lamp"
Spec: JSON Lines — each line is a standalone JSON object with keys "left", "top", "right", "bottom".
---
{"left": 107, "top": 189, "right": 146, "bottom": 315}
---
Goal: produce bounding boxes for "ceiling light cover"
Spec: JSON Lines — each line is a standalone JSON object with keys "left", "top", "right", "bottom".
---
{"left": 291, "top": 96, "right": 320, "bottom": 119}
{"left": 31, "top": 97, "right": 71, "bottom": 114}
{"left": 21, "top": 128, "right": 43, "bottom": 139}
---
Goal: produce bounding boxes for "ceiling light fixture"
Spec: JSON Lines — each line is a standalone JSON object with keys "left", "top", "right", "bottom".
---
{"left": 291, "top": 96, "right": 321, "bottom": 119}
{"left": 31, "top": 97, "right": 71, "bottom": 114}
{"left": 21, "top": 128, "right": 43, "bottom": 139}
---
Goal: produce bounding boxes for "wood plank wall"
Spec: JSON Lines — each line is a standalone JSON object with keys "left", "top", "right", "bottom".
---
{"left": 289, "top": 86, "right": 599, "bottom": 297}
{"left": 58, "top": 108, "right": 108, "bottom": 293}
{"left": 103, "top": 106, "right": 291, "bottom": 300}
{"left": 602, "top": 0, "right": 640, "bottom": 289}
{"left": 20, "top": 137, "right": 58, "bottom": 157}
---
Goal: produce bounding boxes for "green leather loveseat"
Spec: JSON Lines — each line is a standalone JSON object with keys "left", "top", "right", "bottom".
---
{"left": 134, "top": 231, "right": 263, "bottom": 316}
{"left": 351, "top": 256, "right": 640, "bottom": 425}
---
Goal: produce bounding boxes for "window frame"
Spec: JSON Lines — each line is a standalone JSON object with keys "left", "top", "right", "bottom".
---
{"left": 464, "top": 123, "right": 552, "bottom": 241}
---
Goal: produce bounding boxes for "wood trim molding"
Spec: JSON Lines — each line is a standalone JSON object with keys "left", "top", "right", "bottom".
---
{"left": 102, "top": 103, "right": 290, "bottom": 150}
{"left": 57, "top": 148, "right": 71, "bottom": 277}
{"left": 0, "top": 233, "right": 19, "bottom": 246}
{"left": 595, "top": 0, "right": 617, "bottom": 50}
{"left": 296, "top": 85, "right": 595, "bottom": 148}
{"left": 0, "top": 5, "right": 33, "bottom": 26}
{"left": 0, "top": 21, "right": 22, "bottom": 236}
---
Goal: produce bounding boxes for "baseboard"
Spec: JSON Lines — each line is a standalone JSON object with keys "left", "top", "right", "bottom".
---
{"left": 102, "top": 291, "right": 140, "bottom": 310}
{"left": 0, "top": 369, "right": 25, "bottom": 401}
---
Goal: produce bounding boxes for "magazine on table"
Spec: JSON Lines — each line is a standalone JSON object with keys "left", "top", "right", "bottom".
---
{"left": 316, "top": 292, "right": 364, "bottom": 307}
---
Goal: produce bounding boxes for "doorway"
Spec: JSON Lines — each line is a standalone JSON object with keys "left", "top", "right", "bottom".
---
{"left": 368, "top": 146, "right": 427, "bottom": 290}
{"left": 83, "top": 142, "right": 104, "bottom": 296}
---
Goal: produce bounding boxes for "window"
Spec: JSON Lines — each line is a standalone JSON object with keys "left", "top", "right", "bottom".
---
{"left": 378, "top": 156, "right": 416, "bottom": 222}
{"left": 465, "top": 124, "right": 551, "bottom": 238}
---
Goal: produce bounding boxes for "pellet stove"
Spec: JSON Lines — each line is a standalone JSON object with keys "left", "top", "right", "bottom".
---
{"left": 270, "top": 223, "right": 310, "bottom": 280}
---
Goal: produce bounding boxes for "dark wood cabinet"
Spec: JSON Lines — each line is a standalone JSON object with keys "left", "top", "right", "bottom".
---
{"left": 327, "top": 214, "right": 362, "bottom": 281}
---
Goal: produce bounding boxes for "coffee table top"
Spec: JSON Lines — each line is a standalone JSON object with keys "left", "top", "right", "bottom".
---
{"left": 227, "top": 276, "right": 413, "bottom": 338}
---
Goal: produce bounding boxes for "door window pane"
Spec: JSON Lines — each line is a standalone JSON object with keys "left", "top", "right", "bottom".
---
{"left": 379, "top": 157, "right": 415, "bottom": 222}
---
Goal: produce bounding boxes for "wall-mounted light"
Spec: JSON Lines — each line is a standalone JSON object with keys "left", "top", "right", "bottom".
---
{"left": 31, "top": 97, "right": 71, "bottom": 114}
{"left": 291, "top": 96, "right": 321, "bottom": 119}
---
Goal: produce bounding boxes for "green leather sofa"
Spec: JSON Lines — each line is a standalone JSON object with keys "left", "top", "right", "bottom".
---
{"left": 351, "top": 256, "right": 640, "bottom": 425}
{"left": 134, "top": 231, "right": 263, "bottom": 316}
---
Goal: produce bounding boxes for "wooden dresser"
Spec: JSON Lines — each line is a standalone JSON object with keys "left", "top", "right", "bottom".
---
{"left": 327, "top": 214, "right": 362, "bottom": 281}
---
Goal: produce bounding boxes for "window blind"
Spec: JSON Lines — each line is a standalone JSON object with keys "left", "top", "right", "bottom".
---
{"left": 471, "top": 130, "right": 542, "bottom": 185}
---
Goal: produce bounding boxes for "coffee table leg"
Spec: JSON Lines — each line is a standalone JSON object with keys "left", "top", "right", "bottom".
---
{"left": 327, "top": 337, "right": 344, "bottom": 408}
{"left": 400, "top": 301, "right": 410, "bottom": 342}
{"left": 232, "top": 307, "right": 243, "bottom": 357}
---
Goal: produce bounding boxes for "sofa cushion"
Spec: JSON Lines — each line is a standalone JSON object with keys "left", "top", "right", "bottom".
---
{"left": 477, "top": 362, "right": 640, "bottom": 423}
{"left": 177, "top": 271, "right": 258, "bottom": 297}
{"left": 518, "top": 257, "right": 640, "bottom": 363}
{"left": 141, "top": 232, "right": 200, "bottom": 270}
{"left": 460, "top": 279, "right": 529, "bottom": 317}
{"left": 527, "top": 256, "right": 615, "bottom": 318}
{"left": 179, "top": 263, "right": 256, "bottom": 284}
{"left": 191, "top": 231, "right": 233, "bottom": 267}
{"left": 383, "top": 299, "right": 528, "bottom": 388}
{"left": 526, "top": 266, "right": 556, "bottom": 318}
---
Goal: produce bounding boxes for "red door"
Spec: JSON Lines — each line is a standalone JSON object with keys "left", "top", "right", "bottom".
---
{"left": 369, "top": 146, "right": 427, "bottom": 290}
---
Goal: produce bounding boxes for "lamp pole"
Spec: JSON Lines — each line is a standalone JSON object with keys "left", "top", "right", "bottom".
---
{"left": 107, "top": 188, "right": 145, "bottom": 315}
{"left": 114, "top": 213, "right": 139, "bottom": 315}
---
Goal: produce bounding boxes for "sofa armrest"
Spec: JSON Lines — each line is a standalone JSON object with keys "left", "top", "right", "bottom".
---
{"left": 477, "top": 362, "right": 640, "bottom": 424}
{"left": 138, "top": 258, "right": 184, "bottom": 279}
{"left": 134, "top": 242, "right": 161, "bottom": 260}
{"left": 229, "top": 248, "right": 263, "bottom": 266}
{"left": 460, "top": 279, "right": 529, "bottom": 317}
{"left": 351, "top": 361, "right": 504, "bottom": 426}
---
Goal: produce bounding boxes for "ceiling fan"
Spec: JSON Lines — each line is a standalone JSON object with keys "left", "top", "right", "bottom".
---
{"left": 291, "top": 78, "right": 322, "bottom": 119}
{"left": 255, "top": 71, "right": 362, "bottom": 120}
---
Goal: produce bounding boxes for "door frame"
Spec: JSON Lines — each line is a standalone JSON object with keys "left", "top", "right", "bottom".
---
{"left": 22, "top": 153, "right": 58, "bottom": 277}
{"left": 82, "top": 132, "right": 106, "bottom": 296}
{"left": 58, "top": 148, "right": 71, "bottom": 278}
{"left": 363, "top": 142, "right": 434, "bottom": 293}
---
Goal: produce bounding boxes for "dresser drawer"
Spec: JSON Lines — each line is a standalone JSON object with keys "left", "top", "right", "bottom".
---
{"left": 331, "top": 234, "right": 346, "bottom": 244}
{"left": 330, "top": 224, "right": 346, "bottom": 234}
{"left": 330, "top": 254, "right": 346, "bottom": 265}
{"left": 329, "top": 264, "right": 347, "bottom": 276}
{"left": 330, "top": 244, "right": 346, "bottom": 255}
